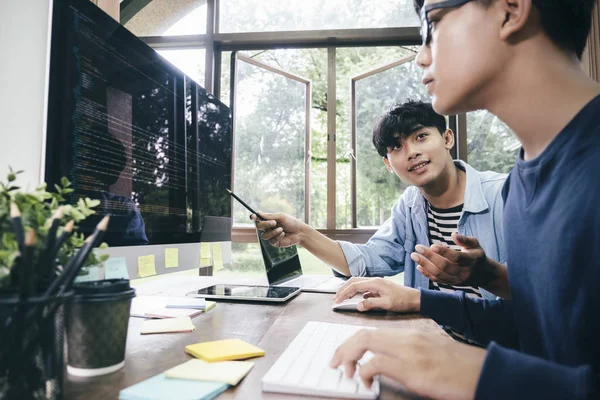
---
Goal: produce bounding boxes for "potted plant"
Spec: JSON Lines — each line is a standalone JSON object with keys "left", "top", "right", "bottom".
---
{"left": 0, "top": 167, "right": 109, "bottom": 400}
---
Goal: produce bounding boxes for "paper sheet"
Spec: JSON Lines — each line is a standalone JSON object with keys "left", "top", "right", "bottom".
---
{"left": 212, "top": 243, "right": 224, "bottom": 271}
{"left": 104, "top": 257, "right": 129, "bottom": 280}
{"left": 165, "top": 248, "right": 179, "bottom": 268}
{"left": 75, "top": 265, "right": 102, "bottom": 282}
{"left": 141, "top": 316, "right": 195, "bottom": 334}
{"left": 185, "top": 339, "right": 265, "bottom": 362}
{"left": 165, "top": 359, "right": 254, "bottom": 386}
{"left": 119, "top": 373, "right": 228, "bottom": 400}
{"left": 138, "top": 254, "right": 157, "bottom": 278}
{"left": 199, "top": 242, "right": 212, "bottom": 267}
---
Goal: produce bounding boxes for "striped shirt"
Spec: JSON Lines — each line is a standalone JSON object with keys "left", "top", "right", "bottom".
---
{"left": 427, "top": 202, "right": 483, "bottom": 346}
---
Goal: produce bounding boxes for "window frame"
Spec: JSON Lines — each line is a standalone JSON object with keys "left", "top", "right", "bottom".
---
{"left": 125, "top": 0, "right": 464, "bottom": 243}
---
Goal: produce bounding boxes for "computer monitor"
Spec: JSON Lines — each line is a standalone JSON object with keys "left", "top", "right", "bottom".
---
{"left": 45, "top": 0, "right": 232, "bottom": 249}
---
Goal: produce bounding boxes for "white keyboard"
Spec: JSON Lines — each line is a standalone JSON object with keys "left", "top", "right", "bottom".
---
{"left": 262, "top": 321, "right": 380, "bottom": 399}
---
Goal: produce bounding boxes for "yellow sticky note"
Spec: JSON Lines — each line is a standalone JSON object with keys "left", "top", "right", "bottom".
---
{"left": 212, "top": 243, "right": 224, "bottom": 271}
{"left": 165, "top": 248, "right": 179, "bottom": 268}
{"left": 185, "top": 339, "right": 265, "bottom": 362}
{"left": 140, "top": 316, "right": 195, "bottom": 334}
{"left": 138, "top": 255, "right": 157, "bottom": 278}
{"left": 204, "top": 301, "right": 216, "bottom": 312}
{"left": 200, "top": 242, "right": 211, "bottom": 267}
{"left": 165, "top": 359, "right": 254, "bottom": 386}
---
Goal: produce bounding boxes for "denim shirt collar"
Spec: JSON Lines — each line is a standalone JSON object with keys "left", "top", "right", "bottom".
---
{"left": 408, "top": 160, "right": 489, "bottom": 214}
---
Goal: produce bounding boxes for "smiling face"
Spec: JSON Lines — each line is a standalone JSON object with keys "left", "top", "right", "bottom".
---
{"left": 416, "top": 0, "right": 509, "bottom": 115}
{"left": 383, "top": 127, "right": 454, "bottom": 188}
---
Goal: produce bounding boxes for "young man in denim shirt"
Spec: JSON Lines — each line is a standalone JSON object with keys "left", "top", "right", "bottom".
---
{"left": 255, "top": 100, "right": 507, "bottom": 305}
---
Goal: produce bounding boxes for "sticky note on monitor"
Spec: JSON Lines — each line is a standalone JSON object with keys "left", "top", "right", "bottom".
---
{"left": 141, "top": 316, "right": 195, "bottom": 334}
{"left": 75, "top": 265, "right": 102, "bottom": 282}
{"left": 212, "top": 243, "right": 223, "bottom": 271}
{"left": 165, "top": 359, "right": 254, "bottom": 386}
{"left": 185, "top": 339, "right": 265, "bottom": 362}
{"left": 138, "top": 255, "right": 157, "bottom": 278}
{"left": 104, "top": 257, "right": 129, "bottom": 280}
{"left": 165, "top": 248, "right": 179, "bottom": 268}
{"left": 199, "top": 242, "right": 211, "bottom": 267}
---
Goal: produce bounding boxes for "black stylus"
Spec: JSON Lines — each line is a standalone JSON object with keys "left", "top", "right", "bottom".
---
{"left": 226, "top": 189, "right": 267, "bottom": 221}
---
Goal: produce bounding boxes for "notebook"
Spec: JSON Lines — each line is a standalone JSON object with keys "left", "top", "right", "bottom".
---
{"left": 185, "top": 339, "right": 265, "bottom": 362}
{"left": 119, "top": 373, "right": 229, "bottom": 400}
{"left": 165, "top": 359, "right": 254, "bottom": 386}
{"left": 140, "top": 317, "right": 196, "bottom": 334}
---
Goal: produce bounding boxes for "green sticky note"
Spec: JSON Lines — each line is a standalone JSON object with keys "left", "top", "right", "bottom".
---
{"left": 165, "top": 248, "right": 179, "bottom": 268}
{"left": 75, "top": 265, "right": 102, "bottom": 282}
{"left": 104, "top": 257, "right": 129, "bottom": 279}
{"left": 212, "top": 243, "right": 224, "bottom": 271}
{"left": 138, "top": 255, "right": 157, "bottom": 278}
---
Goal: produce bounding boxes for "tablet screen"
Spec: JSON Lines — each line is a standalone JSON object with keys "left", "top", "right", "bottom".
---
{"left": 187, "top": 284, "right": 300, "bottom": 300}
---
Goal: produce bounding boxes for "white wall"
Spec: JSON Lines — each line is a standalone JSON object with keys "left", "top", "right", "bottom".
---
{"left": 0, "top": 0, "right": 52, "bottom": 189}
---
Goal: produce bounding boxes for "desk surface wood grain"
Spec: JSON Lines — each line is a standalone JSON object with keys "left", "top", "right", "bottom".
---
{"left": 65, "top": 291, "right": 444, "bottom": 400}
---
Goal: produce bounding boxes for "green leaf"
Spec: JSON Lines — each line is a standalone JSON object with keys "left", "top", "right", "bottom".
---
{"left": 7, "top": 173, "right": 16, "bottom": 182}
{"left": 61, "top": 177, "right": 70, "bottom": 187}
{"left": 85, "top": 198, "right": 101, "bottom": 208}
{"left": 70, "top": 208, "right": 85, "bottom": 221}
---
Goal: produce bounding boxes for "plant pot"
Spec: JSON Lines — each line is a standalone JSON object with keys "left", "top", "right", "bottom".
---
{"left": 0, "top": 289, "right": 73, "bottom": 400}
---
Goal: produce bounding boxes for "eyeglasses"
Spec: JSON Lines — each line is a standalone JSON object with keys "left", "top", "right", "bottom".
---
{"left": 420, "top": 0, "right": 475, "bottom": 45}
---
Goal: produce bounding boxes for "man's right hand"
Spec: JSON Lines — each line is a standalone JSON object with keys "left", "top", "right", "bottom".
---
{"left": 333, "top": 277, "right": 421, "bottom": 313}
{"left": 411, "top": 232, "right": 510, "bottom": 298}
{"left": 251, "top": 212, "right": 305, "bottom": 248}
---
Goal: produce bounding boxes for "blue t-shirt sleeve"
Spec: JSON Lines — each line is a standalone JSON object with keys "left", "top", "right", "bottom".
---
{"left": 420, "top": 289, "right": 518, "bottom": 348}
{"left": 476, "top": 342, "right": 596, "bottom": 399}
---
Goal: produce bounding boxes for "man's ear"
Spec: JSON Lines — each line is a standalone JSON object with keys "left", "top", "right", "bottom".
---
{"left": 443, "top": 129, "right": 455, "bottom": 150}
{"left": 496, "top": 0, "right": 534, "bottom": 41}
{"left": 383, "top": 157, "right": 394, "bottom": 173}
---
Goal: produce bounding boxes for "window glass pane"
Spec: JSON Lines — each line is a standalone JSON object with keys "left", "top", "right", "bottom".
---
{"left": 157, "top": 49, "right": 206, "bottom": 87}
{"left": 220, "top": 51, "right": 232, "bottom": 107}
{"left": 219, "top": 0, "right": 419, "bottom": 33}
{"left": 466, "top": 111, "right": 519, "bottom": 174}
{"left": 233, "top": 55, "right": 308, "bottom": 225}
{"left": 124, "top": 0, "right": 207, "bottom": 37}
{"left": 234, "top": 49, "right": 328, "bottom": 229}
{"left": 335, "top": 47, "right": 427, "bottom": 229}
{"left": 353, "top": 52, "right": 430, "bottom": 228}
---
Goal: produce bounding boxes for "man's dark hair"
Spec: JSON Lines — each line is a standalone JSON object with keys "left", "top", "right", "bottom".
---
{"left": 413, "top": 0, "right": 596, "bottom": 60}
{"left": 372, "top": 100, "right": 446, "bottom": 158}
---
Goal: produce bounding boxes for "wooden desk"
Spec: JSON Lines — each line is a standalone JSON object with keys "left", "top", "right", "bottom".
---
{"left": 65, "top": 279, "right": 444, "bottom": 399}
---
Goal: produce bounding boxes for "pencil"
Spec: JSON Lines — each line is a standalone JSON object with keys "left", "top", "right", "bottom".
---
{"left": 60, "top": 215, "right": 109, "bottom": 292}
{"left": 226, "top": 189, "right": 266, "bottom": 221}
{"left": 10, "top": 202, "right": 25, "bottom": 253}
{"left": 22, "top": 231, "right": 37, "bottom": 297}
{"left": 40, "top": 207, "right": 64, "bottom": 280}
{"left": 46, "top": 220, "right": 75, "bottom": 279}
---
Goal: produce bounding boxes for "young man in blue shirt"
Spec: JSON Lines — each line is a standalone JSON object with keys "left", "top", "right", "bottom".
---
{"left": 331, "top": 0, "right": 600, "bottom": 398}
{"left": 254, "top": 100, "right": 508, "bottom": 305}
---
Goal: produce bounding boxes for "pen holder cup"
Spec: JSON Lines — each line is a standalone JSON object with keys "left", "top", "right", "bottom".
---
{"left": 0, "top": 290, "right": 73, "bottom": 400}
{"left": 66, "top": 279, "right": 135, "bottom": 377}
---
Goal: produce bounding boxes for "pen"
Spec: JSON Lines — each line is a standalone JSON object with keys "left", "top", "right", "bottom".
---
{"left": 226, "top": 189, "right": 266, "bottom": 221}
